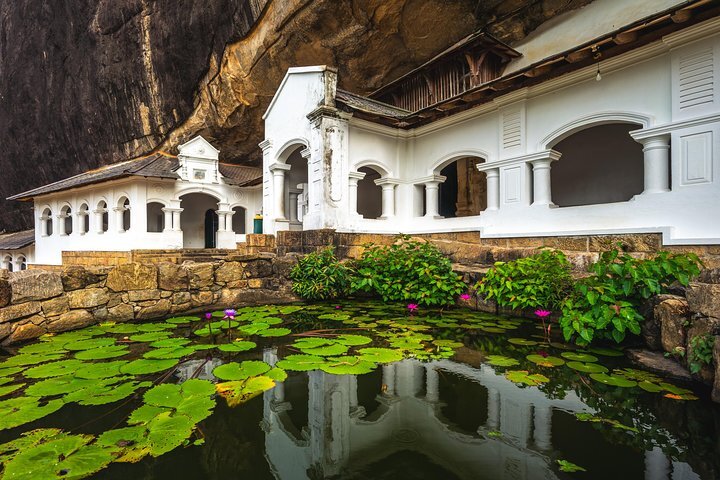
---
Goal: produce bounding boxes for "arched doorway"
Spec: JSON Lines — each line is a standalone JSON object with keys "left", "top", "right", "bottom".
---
{"left": 357, "top": 166, "right": 383, "bottom": 219}
{"left": 286, "top": 147, "right": 309, "bottom": 226}
{"left": 550, "top": 123, "right": 644, "bottom": 207}
{"left": 179, "top": 193, "right": 220, "bottom": 248}
{"left": 438, "top": 157, "right": 487, "bottom": 218}
{"left": 146, "top": 202, "right": 165, "bottom": 232}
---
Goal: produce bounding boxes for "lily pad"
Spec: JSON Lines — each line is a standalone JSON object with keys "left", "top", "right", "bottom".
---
{"left": 75, "top": 345, "right": 130, "bottom": 360}
{"left": 23, "top": 360, "right": 85, "bottom": 379}
{"left": 142, "top": 347, "right": 195, "bottom": 360}
{"left": 256, "top": 327, "right": 292, "bottom": 337}
{"left": 507, "top": 338, "right": 539, "bottom": 346}
{"left": 505, "top": 370, "right": 549, "bottom": 386}
{"left": 74, "top": 361, "right": 129, "bottom": 379}
{"left": 561, "top": 352, "right": 599, "bottom": 362}
{"left": 0, "top": 397, "right": 64, "bottom": 430}
{"left": 120, "top": 359, "right": 179, "bottom": 375}
{"left": 526, "top": 354, "right": 565, "bottom": 367}
{"left": 276, "top": 354, "right": 326, "bottom": 372}
{"left": 149, "top": 338, "right": 191, "bottom": 349}
{"left": 566, "top": 361, "right": 609, "bottom": 374}
{"left": 212, "top": 361, "right": 271, "bottom": 381}
{"left": 130, "top": 332, "right": 173, "bottom": 342}
{"left": 0, "top": 383, "right": 25, "bottom": 398}
{"left": 357, "top": 348, "right": 404, "bottom": 364}
{"left": 319, "top": 356, "right": 376, "bottom": 375}
{"left": 486, "top": 355, "right": 520, "bottom": 367}
{"left": 589, "top": 373, "right": 638, "bottom": 387}
{"left": 334, "top": 334, "right": 373, "bottom": 346}
{"left": 216, "top": 376, "right": 277, "bottom": 407}
{"left": 557, "top": 459, "right": 586, "bottom": 473}
{"left": 218, "top": 341, "right": 257, "bottom": 353}
{"left": 588, "top": 347, "right": 624, "bottom": 357}
{"left": 298, "top": 343, "right": 350, "bottom": 357}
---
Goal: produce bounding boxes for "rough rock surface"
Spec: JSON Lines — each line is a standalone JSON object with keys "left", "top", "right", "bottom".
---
{"left": 626, "top": 349, "right": 692, "bottom": 382}
{"left": 0, "top": 0, "right": 592, "bottom": 231}
{"left": 687, "top": 282, "right": 720, "bottom": 319}
{"left": 9, "top": 271, "right": 63, "bottom": 303}
{"left": 658, "top": 297, "right": 690, "bottom": 354}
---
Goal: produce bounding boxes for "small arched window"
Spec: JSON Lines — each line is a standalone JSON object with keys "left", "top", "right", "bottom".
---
{"left": 60, "top": 205, "right": 73, "bottom": 235}
{"left": 2, "top": 255, "right": 13, "bottom": 272}
{"left": 147, "top": 202, "right": 165, "bottom": 233}
{"left": 96, "top": 201, "right": 109, "bottom": 233}
{"left": 41, "top": 208, "right": 53, "bottom": 237}
{"left": 232, "top": 206, "right": 247, "bottom": 234}
{"left": 118, "top": 197, "right": 131, "bottom": 232}
{"left": 16, "top": 256, "right": 26, "bottom": 271}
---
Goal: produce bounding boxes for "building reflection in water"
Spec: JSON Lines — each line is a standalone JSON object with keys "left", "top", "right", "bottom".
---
{"left": 252, "top": 348, "right": 699, "bottom": 480}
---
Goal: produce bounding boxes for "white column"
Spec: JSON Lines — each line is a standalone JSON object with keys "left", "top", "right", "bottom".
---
{"left": 114, "top": 207, "right": 125, "bottom": 233}
{"left": 636, "top": 134, "right": 671, "bottom": 194}
{"left": 485, "top": 168, "right": 500, "bottom": 211}
{"left": 530, "top": 150, "right": 561, "bottom": 206}
{"left": 425, "top": 365, "right": 439, "bottom": 402}
{"left": 93, "top": 209, "right": 105, "bottom": 234}
{"left": 57, "top": 214, "right": 67, "bottom": 236}
{"left": 269, "top": 163, "right": 291, "bottom": 220}
{"left": 348, "top": 171, "right": 366, "bottom": 217}
{"left": 288, "top": 191, "right": 299, "bottom": 222}
{"left": 39, "top": 215, "right": 48, "bottom": 237}
{"left": 225, "top": 211, "right": 234, "bottom": 232}
{"left": 171, "top": 209, "right": 183, "bottom": 232}
{"left": 77, "top": 212, "right": 87, "bottom": 235}
{"left": 423, "top": 176, "right": 445, "bottom": 218}
{"left": 645, "top": 447, "right": 671, "bottom": 480}
{"left": 533, "top": 404, "right": 552, "bottom": 450}
{"left": 161, "top": 208, "right": 173, "bottom": 233}
{"left": 375, "top": 178, "right": 398, "bottom": 219}
{"left": 487, "top": 387, "right": 500, "bottom": 429}
{"left": 382, "top": 364, "right": 395, "bottom": 396}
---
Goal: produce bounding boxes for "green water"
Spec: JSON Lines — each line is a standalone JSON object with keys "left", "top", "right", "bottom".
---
{"left": 0, "top": 301, "right": 717, "bottom": 479}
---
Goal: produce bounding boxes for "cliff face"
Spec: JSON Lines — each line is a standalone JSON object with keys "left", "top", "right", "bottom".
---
{"left": 0, "top": 0, "right": 591, "bottom": 231}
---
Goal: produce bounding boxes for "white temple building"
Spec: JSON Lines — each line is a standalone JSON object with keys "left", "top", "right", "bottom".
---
{"left": 260, "top": 1, "right": 720, "bottom": 244}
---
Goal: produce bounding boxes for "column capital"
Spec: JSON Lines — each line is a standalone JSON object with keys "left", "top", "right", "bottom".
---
{"left": 527, "top": 149, "right": 562, "bottom": 166}
{"left": 258, "top": 139, "right": 273, "bottom": 151}
{"left": 112, "top": 206, "right": 127, "bottom": 213}
{"left": 269, "top": 162, "right": 291, "bottom": 173}
{"left": 374, "top": 177, "right": 400, "bottom": 187}
{"left": 348, "top": 171, "right": 366, "bottom": 181}
{"left": 300, "top": 148, "right": 312, "bottom": 159}
{"left": 632, "top": 133, "right": 671, "bottom": 151}
{"left": 161, "top": 207, "right": 183, "bottom": 213}
{"left": 416, "top": 174, "right": 446, "bottom": 185}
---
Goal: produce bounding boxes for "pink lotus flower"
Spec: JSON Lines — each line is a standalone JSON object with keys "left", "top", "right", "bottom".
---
{"left": 223, "top": 309, "right": 236, "bottom": 319}
{"left": 407, "top": 303, "right": 419, "bottom": 313}
{"left": 534, "top": 309, "right": 552, "bottom": 317}
{"left": 204, "top": 312, "right": 212, "bottom": 320}
{"left": 460, "top": 293, "right": 471, "bottom": 301}
{"left": 335, "top": 305, "right": 342, "bottom": 310}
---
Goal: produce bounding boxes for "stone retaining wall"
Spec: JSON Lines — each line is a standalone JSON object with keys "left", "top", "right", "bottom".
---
{"left": 0, "top": 253, "right": 298, "bottom": 345}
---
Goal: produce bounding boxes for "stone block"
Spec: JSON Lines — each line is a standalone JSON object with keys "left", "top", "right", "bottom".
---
{"left": 542, "top": 236, "right": 589, "bottom": 251}
{"left": 243, "top": 259, "right": 273, "bottom": 278}
{"left": 127, "top": 289, "right": 161, "bottom": 302}
{"left": 171, "top": 292, "right": 191, "bottom": 305}
{"left": 106, "top": 263, "right": 158, "bottom": 292}
{"left": 3, "top": 321, "right": 45, "bottom": 344}
{"left": 657, "top": 297, "right": 689, "bottom": 354}
{"left": 686, "top": 283, "right": 720, "bottom": 319}
{"left": 226, "top": 280, "right": 249, "bottom": 289}
{"left": 186, "top": 263, "right": 214, "bottom": 290}
{"left": 107, "top": 293, "right": 123, "bottom": 308}
{"left": 687, "top": 318, "right": 720, "bottom": 384}
{"left": 215, "top": 262, "right": 243, "bottom": 284}
{"left": 0, "top": 301, "right": 42, "bottom": 323}
{"left": 9, "top": 270, "right": 63, "bottom": 303}
{"left": 697, "top": 268, "right": 720, "bottom": 284}
{"left": 248, "top": 279, "right": 263, "bottom": 289}
{"left": 272, "top": 255, "right": 298, "bottom": 278}
{"left": 0, "top": 279, "right": 10, "bottom": 308}
{"left": 191, "top": 291, "right": 214, "bottom": 307}
{"left": 47, "top": 309, "right": 95, "bottom": 333}
{"left": 0, "top": 323, "right": 12, "bottom": 343}
{"left": 588, "top": 233, "right": 661, "bottom": 252}
{"left": 107, "top": 303, "right": 135, "bottom": 322}
{"left": 158, "top": 263, "right": 189, "bottom": 291}
{"left": 41, "top": 296, "right": 70, "bottom": 317}
{"left": 506, "top": 237, "right": 544, "bottom": 248}
{"left": 136, "top": 299, "right": 171, "bottom": 320}
{"left": 61, "top": 266, "right": 104, "bottom": 291}
{"left": 66, "top": 288, "right": 109, "bottom": 309}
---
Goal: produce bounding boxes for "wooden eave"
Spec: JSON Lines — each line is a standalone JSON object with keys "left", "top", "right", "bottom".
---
{"left": 347, "top": 0, "right": 719, "bottom": 130}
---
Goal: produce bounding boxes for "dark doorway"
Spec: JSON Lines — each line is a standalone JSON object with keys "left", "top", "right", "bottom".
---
{"left": 204, "top": 209, "right": 218, "bottom": 248}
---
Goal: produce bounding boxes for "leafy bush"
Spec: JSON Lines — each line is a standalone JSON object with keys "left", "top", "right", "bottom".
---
{"left": 475, "top": 249, "right": 573, "bottom": 310}
{"left": 289, "top": 247, "right": 352, "bottom": 301}
{"left": 350, "top": 237, "right": 465, "bottom": 306}
{"left": 689, "top": 334, "right": 715, "bottom": 374}
{"left": 559, "top": 249, "right": 702, "bottom": 345}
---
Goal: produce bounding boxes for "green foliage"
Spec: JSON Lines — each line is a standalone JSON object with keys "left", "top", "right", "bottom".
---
{"left": 290, "top": 247, "right": 352, "bottom": 300}
{"left": 689, "top": 334, "right": 715, "bottom": 374}
{"left": 476, "top": 249, "right": 573, "bottom": 310}
{"left": 560, "top": 248, "right": 701, "bottom": 345}
{"left": 350, "top": 237, "right": 465, "bottom": 306}
{"left": 557, "top": 459, "right": 586, "bottom": 473}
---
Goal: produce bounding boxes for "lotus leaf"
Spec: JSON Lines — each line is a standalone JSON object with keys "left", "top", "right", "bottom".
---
{"left": 165, "top": 316, "right": 199, "bottom": 324}
{"left": 1, "top": 353, "right": 64, "bottom": 367}
{"left": 149, "top": 338, "right": 191, "bottom": 349}
{"left": 481, "top": 327, "right": 509, "bottom": 334}
{"left": 317, "top": 313, "right": 350, "bottom": 321}
{"left": 65, "top": 380, "right": 150, "bottom": 406}
{"left": 0, "top": 367, "right": 24, "bottom": 377}
{"left": 334, "top": 334, "right": 373, "bottom": 346}
{"left": 588, "top": 347, "right": 624, "bottom": 357}
{"left": 614, "top": 368, "right": 661, "bottom": 383}
{"left": 486, "top": 355, "right": 520, "bottom": 367}
{"left": 357, "top": 348, "right": 404, "bottom": 364}
{"left": 137, "top": 323, "right": 176, "bottom": 332}
{"left": 128, "top": 405, "right": 167, "bottom": 425}
{"left": 23, "top": 360, "right": 85, "bottom": 379}
{"left": 0, "top": 397, "right": 64, "bottom": 430}
{"left": 505, "top": 370, "right": 549, "bottom": 386}
{"left": 26, "top": 376, "right": 98, "bottom": 397}
{"left": 507, "top": 338, "right": 539, "bottom": 346}
{"left": 120, "top": 359, "right": 178, "bottom": 375}
{"left": 566, "top": 361, "right": 609, "bottom": 374}
{"left": 0, "top": 428, "right": 67, "bottom": 463}
{"left": 218, "top": 341, "right": 257, "bottom": 353}
{"left": 589, "top": 373, "right": 638, "bottom": 387}
{"left": 16, "top": 341, "right": 67, "bottom": 355}
{"left": 99, "top": 323, "right": 141, "bottom": 334}
{"left": 526, "top": 354, "right": 565, "bottom": 367}
{"left": 432, "top": 339, "right": 463, "bottom": 348}
{"left": 64, "top": 337, "right": 117, "bottom": 351}
{"left": 130, "top": 332, "right": 173, "bottom": 342}
{"left": 575, "top": 412, "right": 638, "bottom": 432}
{"left": 298, "top": 343, "right": 350, "bottom": 357}
{"left": 213, "top": 361, "right": 271, "bottom": 381}
{"left": 215, "top": 376, "right": 277, "bottom": 407}
{"left": 75, "top": 345, "right": 130, "bottom": 360}
{"left": 237, "top": 323, "right": 270, "bottom": 335}
{"left": 257, "top": 327, "right": 292, "bottom": 337}
{"left": 319, "top": 356, "right": 376, "bottom": 375}
{"left": 96, "top": 425, "right": 150, "bottom": 463}
{"left": 292, "top": 338, "right": 333, "bottom": 349}
{"left": 142, "top": 347, "right": 195, "bottom": 360}
{"left": 0, "top": 383, "right": 24, "bottom": 398}
{"left": 265, "top": 368, "right": 288, "bottom": 382}
{"left": 142, "top": 379, "right": 216, "bottom": 423}
{"left": 278, "top": 306, "right": 303, "bottom": 314}
{"left": 638, "top": 380, "right": 665, "bottom": 393}
{"left": 658, "top": 382, "right": 695, "bottom": 396}
{"left": 146, "top": 412, "right": 196, "bottom": 457}
{"left": 276, "top": 354, "right": 327, "bottom": 372}
{"left": 561, "top": 352, "right": 599, "bottom": 362}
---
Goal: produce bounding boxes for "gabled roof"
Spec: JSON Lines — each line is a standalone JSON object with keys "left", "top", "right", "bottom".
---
{"left": 8, "top": 153, "right": 180, "bottom": 201}
{"left": 0, "top": 230, "right": 34, "bottom": 250}
{"left": 219, "top": 164, "right": 263, "bottom": 186}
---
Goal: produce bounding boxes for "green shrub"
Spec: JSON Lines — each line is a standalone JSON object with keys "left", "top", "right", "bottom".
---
{"left": 289, "top": 247, "right": 352, "bottom": 301}
{"left": 559, "top": 249, "right": 702, "bottom": 345}
{"left": 689, "top": 334, "right": 715, "bottom": 374}
{"left": 475, "top": 249, "right": 573, "bottom": 311}
{"left": 350, "top": 237, "right": 465, "bottom": 306}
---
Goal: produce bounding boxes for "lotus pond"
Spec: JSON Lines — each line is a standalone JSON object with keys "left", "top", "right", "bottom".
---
{"left": 0, "top": 301, "right": 717, "bottom": 479}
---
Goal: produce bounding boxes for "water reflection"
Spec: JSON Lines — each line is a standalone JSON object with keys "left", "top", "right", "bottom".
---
{"left": 260, "top": 348, "right": 702, "bottom": 480}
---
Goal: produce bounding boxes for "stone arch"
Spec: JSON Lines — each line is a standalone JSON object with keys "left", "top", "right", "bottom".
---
{"left": 275, "top": 138, "right": 309, "bottom": 164}
{"left": 354, "top": 160, "right": 392, "bottom": 178}
{"left": 178, "top": 192, "right": 223, "bottom": 248}
{"left": 282, "top": 145, "right": 309, "bottom": 226}
{"left": 430, "top": 149, "right": 490, "bottom": 176}
{"left": 356, "top": 165, "right": 385, "bottom": 219}
{"left": 173, "top": 187, "right": 225, "bottom": 204}
{"left": 540, "top": 112, "right": 652, "bottom": 150}
{"left": 430, "top": 151, "right": 489, "bottom": 218}
{"left": 550, "top": 121, "right": 646, "bottom": 207}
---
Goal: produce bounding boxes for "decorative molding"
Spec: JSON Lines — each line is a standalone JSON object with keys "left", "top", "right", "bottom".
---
{"left": 477, "top": 150, "right": 559, "bottom": 171}
{"left": 662, "top": 16, "right": 720, "bottom": 49}
{"left": 269, "top": 162, "right": 292, "bottom": 172}
{"left": 631, "top": 113, "right": 720, "bottom": 139}
{"left": 258, "top": 139, "right": 273, "bottom": 151}
{"left": 540, "top": 111, "right": 653, "bottom": 149}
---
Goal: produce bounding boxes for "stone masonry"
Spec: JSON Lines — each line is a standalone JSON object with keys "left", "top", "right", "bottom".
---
{"left": 0, "top": 253, "right": 299, "bottom": 345}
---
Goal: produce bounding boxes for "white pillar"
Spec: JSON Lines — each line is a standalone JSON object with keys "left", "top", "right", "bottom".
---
{"left": 171, "top": 209, "right": 183, "bottom": 232}
{"left": 269, "top": 163, "right": 291, "bottom": 221}
{"left": 423, "top": 175, "right": 446, "bottom": 218}
{"left": 533, "top": 404, "right": 552, "bottom": 450}
{"left": 161, "top": 208, "right": 173, "bottom": 233}
{"left": 636, "top": 134, "right": 671, "bottom": 194}
{"left": 645, "top": 447, "right": 671, "bottom": 480}
{"left": 485, "top": 168, "right": 500, "bottom": 211}
{"left": 77, "top": 212, "right": 87, "bottom": 235}
{"left": 225, "top": 210, "right": 234, "bottom": 232}
{"left": 93, "top": 209, "right": 105, "bottom": 234}
{"left": 382, "top": 364, "right": 395, "bottom": 396}
{"left": 348, "top": 171, "right": 366, "bottom": 217}
{"left": 487, "top": 387, "right": 500, "bottom": 429}
{"left": 425, "top": 365, "right": 439, "bottom": 402}
{"left": 39, "top": 215, "right": 48, "bottom": 237}
{"left": 375, "top": 179, "right": 398, "bottom": 219}
{"left": 530, "top": 150, "right": 561, "bottom": 207}
{"left": 57, "top": 214, "right": 67, "bottom": 236}
{"left": 288, "top": 191, "right": 299, "bottom": 222}
{"left": 114, "top": 207, "right": 125, "bottom": 233}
